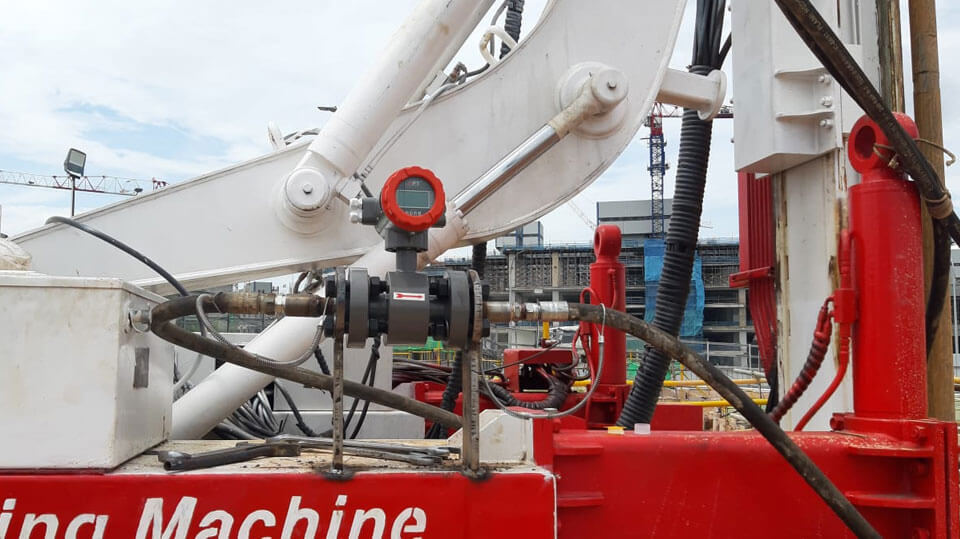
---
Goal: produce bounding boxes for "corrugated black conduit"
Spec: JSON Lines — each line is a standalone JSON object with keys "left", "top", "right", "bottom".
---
{"left": 617, "top": 0, "right": 727, "bottom": 428}
{"left": 484, "top": 372, "right": 569, "bottom": 410}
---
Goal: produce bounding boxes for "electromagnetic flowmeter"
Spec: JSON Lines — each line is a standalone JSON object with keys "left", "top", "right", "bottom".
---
{"left": 338, "top": 167, "right": 485, "bottom": 348}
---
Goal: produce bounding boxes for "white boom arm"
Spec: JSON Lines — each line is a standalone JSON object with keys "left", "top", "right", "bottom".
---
{"left": 14, "top": 0, "right": 723, "bottom": 438}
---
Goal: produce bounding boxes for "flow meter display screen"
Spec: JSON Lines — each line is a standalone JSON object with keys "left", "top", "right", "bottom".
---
{"left": 395, "top": 177, "right": 435, "bottom": 216}
{"left": 381, "top": 166, "right": 445, "bottom": 232}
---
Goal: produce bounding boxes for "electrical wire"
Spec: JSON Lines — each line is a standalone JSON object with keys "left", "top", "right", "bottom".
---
{"left": 358, "top": 80, "right": 462, "bottom": 180}
{"left": 349, "top": 336, "right": 381, "bottom": 439}
{"left": 44, "top": 215, "right": 208, "bottom": 395}
{"left": 274, "top": 382, "right": 318, "bottom": 437}
{"left": 480, "top": 304, "right": 606, "bottom": 420}
{"left": 45, "top": 216, "right": 189, "bottom": 296}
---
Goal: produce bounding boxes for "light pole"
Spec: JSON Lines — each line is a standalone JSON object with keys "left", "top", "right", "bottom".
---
{"left": 62, "top": 148, "right": 86, "bottom": 217}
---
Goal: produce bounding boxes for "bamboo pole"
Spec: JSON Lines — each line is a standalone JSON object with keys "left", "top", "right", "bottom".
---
{"left": 908, "top": 0, "right": 957, "bottom": 421}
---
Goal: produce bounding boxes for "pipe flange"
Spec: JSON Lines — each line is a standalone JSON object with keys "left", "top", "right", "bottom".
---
{"left": 334, "top": 267, "right": 347, "bottom": 334}
{"left": 346, "top": 267, "right": 369, "bottom": 348}
{"left": 467, "top": 269, "right": 483, "bottom": 345}
{"left": 446, "top": 270, "right": 471, "bottom": 349}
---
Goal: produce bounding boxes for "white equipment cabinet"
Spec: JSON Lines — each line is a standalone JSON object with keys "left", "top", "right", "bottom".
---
{"left": 0, "top": 272, "right": 173, "bottom": 469}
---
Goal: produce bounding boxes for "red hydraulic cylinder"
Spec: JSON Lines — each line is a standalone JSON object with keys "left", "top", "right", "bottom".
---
{"left": 587, "top": 225, "right": 626, "bottom": 385}
{"left": 579, "top": 225, "right": 630, "bottom": 427}
{"left": 847, "top": 113, "right": 927, "bottom": 419}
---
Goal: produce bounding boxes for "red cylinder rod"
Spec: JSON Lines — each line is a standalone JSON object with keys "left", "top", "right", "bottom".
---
{"left": 587, "top": 225, "right": 627, "bottom": 386}
{"left": 847, "top": 113, "right": 927, "bottom": 419}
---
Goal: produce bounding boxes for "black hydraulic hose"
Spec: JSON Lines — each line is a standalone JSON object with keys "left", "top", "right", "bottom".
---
{"left": 45, "top": 215, "right": 189, "bottom": 296}
{"left": 499, "top": 0, "right": 524, "bottom": 58}
{"left": 568, "top": 303, "right": 880, "bottom": 538}
{"left": 150, "top": 295, "right": 462, "bottom": 430}
{"left": 617, "top": 0, "right": 726, "bottom": 428}
{"left": 772, "top": 0, "right": 960, "bottom": 249}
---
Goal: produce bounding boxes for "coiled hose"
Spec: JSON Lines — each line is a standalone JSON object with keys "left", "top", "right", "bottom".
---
{"left": 769, "top": 299, "right": 832, "bottom": 422}
{"left": 617, "top": 64, "right": 715, "bottom": 427}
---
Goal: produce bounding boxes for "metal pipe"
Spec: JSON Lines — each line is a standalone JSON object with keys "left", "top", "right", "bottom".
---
{"left": 674, "top": 399, "right": 767, "bottom": 408}
{"left": 572, "top": 378, "right": 764, "bottom": 388}
{"left": 453, "top": 125, "right": 560, "bottom": 214}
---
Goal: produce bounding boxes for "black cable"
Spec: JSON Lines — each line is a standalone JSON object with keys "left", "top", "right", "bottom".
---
{"left": 292, "top": 272, "right": 308, "bottom": 294}
{"left": 343, "top": 336, "right": 379, "bottom": 437}
{"left": 44, "top": 215, "right": 216, "bottom": 397}
{"left": 764, "top": 356, "right": 780, "bottom": 414}
{"left": 926, "top": 220, "right": 951, "bottom": 354}
{"left": 349, "top": 336, "right": 381, "bottom": 439}
{"left": 46, "top": 215, "right": 189, "bottom": 297}
{"left": 618, "top": 0, "right": 726, "bottom": 428}
{"left": 314, "top": 348, "right": 331, "bottom": 375}
{"left": 570, "top": 303, "right": 879, "bottom": 538}
{"left": 499, "top": 0, "right": 524, "bottom": 58}
{"left": 427, "top": 352, "right": 464, "bottom": 439}
{"left": 274, "top": 382, "right": 317, "bottom": 437}
{"left": 718, "top": 34, "right": 731, "bottom": 66}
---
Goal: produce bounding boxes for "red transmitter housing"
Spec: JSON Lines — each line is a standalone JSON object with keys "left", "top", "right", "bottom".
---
{"left": 379, "top": 166, "right": 446, "bottom": 232}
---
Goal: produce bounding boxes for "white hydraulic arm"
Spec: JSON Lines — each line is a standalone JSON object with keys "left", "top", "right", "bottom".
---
{"left": 13, "top": 0, "right": 730, "bottom": 438}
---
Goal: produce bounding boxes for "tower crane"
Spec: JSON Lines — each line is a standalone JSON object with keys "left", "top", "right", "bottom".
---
{"left": 0, "top": 169, "right": 166, "bottom": 196}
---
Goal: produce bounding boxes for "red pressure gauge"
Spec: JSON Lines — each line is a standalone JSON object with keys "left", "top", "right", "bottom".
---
{"left": 380, "top": 166, "right": 446, "bottom": 232}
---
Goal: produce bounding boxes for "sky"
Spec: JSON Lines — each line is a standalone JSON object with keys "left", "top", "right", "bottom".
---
{"left": 1, "top": 1, "right": 959, "bottom": 255}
